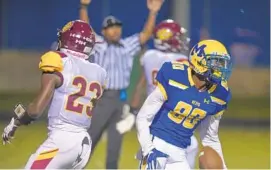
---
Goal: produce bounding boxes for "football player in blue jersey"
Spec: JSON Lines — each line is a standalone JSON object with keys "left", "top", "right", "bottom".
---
{"left": 136, "top": 39, "right": 232, "bottom": 169}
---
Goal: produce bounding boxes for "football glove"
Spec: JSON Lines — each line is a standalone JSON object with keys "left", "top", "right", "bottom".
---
{"left": 2, "top": 117, "right": 18, "bottom": 145}
{"left": 2, "top": 103, "right": 36, "bottom": 145}
{"left": 141, "top": 148, "right": 168, "bottom": 170}
{"left": 116, "top": 104, "right": 136, "bottom": 134}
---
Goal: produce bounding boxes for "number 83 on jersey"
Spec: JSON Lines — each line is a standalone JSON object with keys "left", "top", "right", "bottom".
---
{"left": 168, "top": 101, "right": 207, "bottom": 129}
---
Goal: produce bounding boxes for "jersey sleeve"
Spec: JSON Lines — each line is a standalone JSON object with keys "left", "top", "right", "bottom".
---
{"left": 155, "top": 62, "right": 171, "bottom": 100}
{"left": 39, "top": 51, "right": 64, "bottom": 72}
{"left": 123, "top": 33, "right": 141, "bottom": 57}
{"left": 136, "top": 87, "right": 165, "bottom": 156}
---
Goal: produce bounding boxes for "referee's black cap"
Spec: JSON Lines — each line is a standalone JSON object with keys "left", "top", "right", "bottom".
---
{"left": 102, "top": 16, "right": 122, "bottom": 29}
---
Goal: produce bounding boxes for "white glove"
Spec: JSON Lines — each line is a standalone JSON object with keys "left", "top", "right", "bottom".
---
{"left": 2, "top": 117, "right": 18, "bottom": 145}
{"left": 116, "top": 104, "right": 136, "bottom": 134}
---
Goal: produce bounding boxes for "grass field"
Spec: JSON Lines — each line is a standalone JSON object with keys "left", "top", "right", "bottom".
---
{"left": 0, "top": 122, "right": 269, "bottom": 169}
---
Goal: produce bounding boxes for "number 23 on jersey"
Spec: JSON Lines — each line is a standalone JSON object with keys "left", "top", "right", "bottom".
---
{"left": 65, "top": 76, "right": 102, "bottom": 117}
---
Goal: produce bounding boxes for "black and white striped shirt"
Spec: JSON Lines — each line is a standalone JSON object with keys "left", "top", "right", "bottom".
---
{"left": 92, "top": 34, "right": 141, "bottom": 90}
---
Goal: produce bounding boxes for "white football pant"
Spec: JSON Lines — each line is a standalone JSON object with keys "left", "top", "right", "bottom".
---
{"left": 186, "top": 135, "right": 198, "bottom": 169}
{"left": 24, "top": 130, "right": 91, "bottom": 169}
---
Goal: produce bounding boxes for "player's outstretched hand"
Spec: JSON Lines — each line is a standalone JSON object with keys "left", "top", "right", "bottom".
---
{"left": 2, "top": 117, "right": 18, "bottom": 145}
{"left": 147, "top": 0, "right": 164, "bottom": 13}
{"left": 81, "top": 0, "right": 91, "bottom": 6}
{"left": 145, "top": 148, "right": 168, "bottom": 169}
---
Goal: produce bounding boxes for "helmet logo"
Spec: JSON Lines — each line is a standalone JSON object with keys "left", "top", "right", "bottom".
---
{"left": 157, "top": 28, "right": 173, "bottom": 41}
{"left": 62, "top": 21, "right": 73, "bottom": 32}
{"left": 191, "top": 44, "right": 207, "bottom": 57}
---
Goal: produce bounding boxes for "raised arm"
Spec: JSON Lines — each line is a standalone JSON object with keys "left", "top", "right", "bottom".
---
{"left": 139, "top": 0, "right": 164, "bottom": 45}
{"left": 80, "top": 0, "right": 91, "bottom": 24}
{"left": 130, "top": 49, "right": 148, "bottom": 110}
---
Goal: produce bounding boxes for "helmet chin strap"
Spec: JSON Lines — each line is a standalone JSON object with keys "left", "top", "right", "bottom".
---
{"left": 199, "top": 80, "right": 213, "bottom": 91}
{"left": 191, "top": 70, "right": 214, "bottom": 91}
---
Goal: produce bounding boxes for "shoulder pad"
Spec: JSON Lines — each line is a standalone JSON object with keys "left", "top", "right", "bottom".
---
{"left": 144, "top": 49, "right": 158, "bottom": 56}
{"left": 170, "top": 61, "right": 193, "bottom": 87}
{"left": 156, "top": 62, "right": 172, "bottom": 86}
{"left": 158, "top": 61, "right": 189, "bottom": 82}
{"left": 221, "top": 81, "right": 229, "bottom": 91}
{"left": 155, "top": 62, "right": 172, "bottom": 100}
{"left": 141, "top": 49, "right": 159, "bottom": 63}
{"left": 161, "top": 61, "right": 172, "bottom": 72}
{"left": 171, "top": 61, "right": 189, "bottom": 70}
{"left": 210, "top": 82, "right": 231, "bottom": 105}
{"left": 39, "top": 51, "right": 65, "bottom": 72}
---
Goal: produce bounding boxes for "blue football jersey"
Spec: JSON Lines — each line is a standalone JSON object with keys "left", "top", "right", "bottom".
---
{"left": 150, "top": 61, "right": 231, "bottom": 149}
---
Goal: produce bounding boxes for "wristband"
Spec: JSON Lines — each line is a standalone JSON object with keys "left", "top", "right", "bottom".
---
{"left": 80, "top": 4, "right": 88, "bottom": 9}
{"left": 14, "top": 104, "right": 36, "bottom": 125}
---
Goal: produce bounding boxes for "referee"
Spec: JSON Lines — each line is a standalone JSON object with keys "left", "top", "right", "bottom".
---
{"left": 80, "top": 0, "right": 164, "bottom": 169}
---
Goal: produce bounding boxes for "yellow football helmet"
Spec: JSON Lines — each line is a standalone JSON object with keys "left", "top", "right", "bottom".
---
{"left": 189, "top": 39, "right": 232, "bottom": 83}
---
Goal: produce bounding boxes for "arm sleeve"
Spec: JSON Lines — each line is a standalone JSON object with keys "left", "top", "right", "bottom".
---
{"left": 123, "top": 33, "right": 141, "bottom": 57}
{"left": 199, "top": 114, "right": 227, "bottom": 169}
{"left": 136, "top": 87, "right": 166, "bottom": 156}
{"left": 39, "top": 51, "right": 64, "bottom": 72}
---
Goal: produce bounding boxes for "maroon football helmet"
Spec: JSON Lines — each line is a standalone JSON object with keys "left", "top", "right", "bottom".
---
{"left": 57, "top": 20, "right": 95, "bottom": 58}
{"left": 153, "top": 19, "right": 190, "bottom": 53}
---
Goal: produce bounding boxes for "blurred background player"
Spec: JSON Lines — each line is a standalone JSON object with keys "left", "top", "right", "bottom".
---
{"left": 136, "top": 39, "right": 232, "bottom": 169}
{"left": 2, "top": 20, "right": 107, "bottom": 169}
{"left": 130, "top": 19, "right": 198, "bottom": 169}
{"left": 79, "top": 0, "right": 164, "bottom": 169}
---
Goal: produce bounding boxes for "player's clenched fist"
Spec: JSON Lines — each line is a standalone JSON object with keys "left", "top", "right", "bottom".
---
{"left": 147, "top": 0, "right": 164, "bottom": 13}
